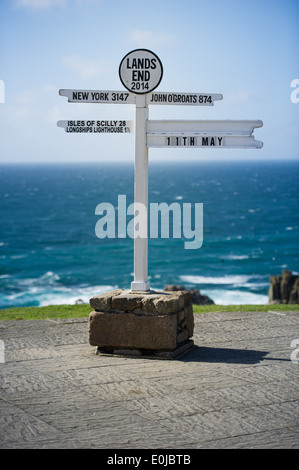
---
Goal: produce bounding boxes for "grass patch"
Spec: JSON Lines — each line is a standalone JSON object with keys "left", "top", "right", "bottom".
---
{"left": 193, "top": 304, "right": 299, "bottom": 314}
{"left": 0, "top": 303, "right": 91, "bottom": 321}
{"left": 0, "top": 303, "right": 298, "bottom": 321}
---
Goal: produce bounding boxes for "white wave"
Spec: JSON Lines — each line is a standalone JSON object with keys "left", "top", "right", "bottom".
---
{"left": 201, "top": 289, "right": 268, "bottom": 305}
{"left": 180, "top": 274, "right": 254, "bottom": 285}
{"left": 40, "top": 271, "right": 60, "bottom": 281}
{"left": 242, "top": 282, "right": 269, "bottom": 288}
{"left": 37, "top": 285, "right": 116, "bottom": 306}
{"left": 3, "top": 284, "right": 116, "bottom": 308}
{"left": 17, "top": 271, "right": 61, "bottom": 287}
{"left": 1, "top": 270, "right": 116, "bottom": 307}
{"left": 222, "top": 255, "right": 249, "bottom": 260}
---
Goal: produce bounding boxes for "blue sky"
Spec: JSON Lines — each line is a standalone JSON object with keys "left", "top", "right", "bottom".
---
{"left": 0, "top": 0, "right": 298, "bottom": 163}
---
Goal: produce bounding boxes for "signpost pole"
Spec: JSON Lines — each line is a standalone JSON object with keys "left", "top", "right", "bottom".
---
{"left": 131, "top": 94, "right": 150, "bottom": 292}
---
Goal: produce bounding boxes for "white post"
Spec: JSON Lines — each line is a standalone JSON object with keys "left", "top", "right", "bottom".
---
{"left": 131, "top": 94, "right": 150, "bottom": 292}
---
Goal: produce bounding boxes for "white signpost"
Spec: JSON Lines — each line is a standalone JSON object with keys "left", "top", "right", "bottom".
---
{"left": 146, "top": 120, "right": 263, "bottom": 148}
{"left": 59, "top": 89, "right": 136, "bottom": 104}
{"left": 119, "top": 49, "right": 163, "bottom": 94}
{"left": 58, "top": 49, "right": 263, "bottom": 293}
{"left": 147, "top": 92, "right": 223, "bottom": 106}
{"left": 59, "top": 89, "right": 223, "bottom": 106}
{"left": 57, "top": 120, "right": 134, "bottom": 134}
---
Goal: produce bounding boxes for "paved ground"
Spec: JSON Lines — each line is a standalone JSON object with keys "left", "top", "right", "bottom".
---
{"left": 0, "top": 310, "right": 298, "bottom": 449}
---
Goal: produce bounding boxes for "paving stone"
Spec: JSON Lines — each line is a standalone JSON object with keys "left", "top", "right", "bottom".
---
{"left": 0, "top": 400, "right": 68, "bottom": 448}
{"left": 204, "top": 428, "right": 299, "bottom": 449}
{"left": 0, "top": 310, "right": 298, "bottom": 449}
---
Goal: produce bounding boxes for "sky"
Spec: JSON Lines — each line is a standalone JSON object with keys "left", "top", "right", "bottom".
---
{"left": 0, "top": 0, "right": 298, "bottom": 163}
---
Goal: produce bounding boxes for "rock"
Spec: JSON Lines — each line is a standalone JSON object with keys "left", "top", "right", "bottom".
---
{"left": 89, "top": 310, "right": 177, "bottom": 350}
{"left": 90, "top": 289, "right": 123, "bottom": 311}
{"left": 111, "top": 292, "right": 144, "bottom": 312}
{"left": 269, "top": 275, "right": 281, "bottom": 302}
{"left": 268, "top": 270, "right": 299, "bottom": 304}
{"left": 164, "top": 285, "right": 214, "bottom": 305}
{"left": 153, "top": 292, "right": 188, "bottom": 314}
{"left": 189, "top": 290, "right": 214, "bottom": 305}
{"left": 281, "top": 270, "right": 293, "bottom": 303}
{"left": 164, "top": 285, "right": 186, "bottom": 292}
{"left": 88, "top": 289, "right": 194, "bottom": 356}
{"left": 290, "top": 278, "right": 299, "bottom": 304}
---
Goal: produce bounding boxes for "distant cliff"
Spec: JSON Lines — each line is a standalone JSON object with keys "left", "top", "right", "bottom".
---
{"left": 269, "top": 270, "right": 299, "bottom": 304}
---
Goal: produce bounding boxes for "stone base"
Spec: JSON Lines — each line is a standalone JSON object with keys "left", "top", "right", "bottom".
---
{"left": 96, "top": 340, "right": 196, "bottom": 360}
{"left": 88, "top": 289, "right": 194, "bottom": 360}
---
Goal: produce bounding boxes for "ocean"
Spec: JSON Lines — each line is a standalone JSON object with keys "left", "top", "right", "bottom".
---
{"left": 0, "top": 160, "right": 298, "bottom": 308}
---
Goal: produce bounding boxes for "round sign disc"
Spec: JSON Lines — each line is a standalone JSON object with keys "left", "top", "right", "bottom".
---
{"left": 119, "top": 49, "right": 163, "bottom": 95}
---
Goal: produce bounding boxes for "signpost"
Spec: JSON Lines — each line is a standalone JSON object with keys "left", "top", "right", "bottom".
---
{"left": 57, "top": 120, "right": 134, "bottom": 134}
{"left": 146, "top": 119, "right": 263, "bottom": 134}
{"left": 147, "top": 134, "right": 262, "bottom": 148}
{"left": 119, "top": 49, "right": 163, "bottom": 94}
{"left": 58, "top": 49, "right": 263, "bottom": 293}
{"left": 59, "top": 89, "right": 136, "bottom": 104}
{"left": 59, "top": 89, "right": 223, "bottom": 106}
{"left": 146, "top": 119, "right": 263, "bottom": 148}
{"left": 147, "top": 92, "right": 223, "bottom": 106}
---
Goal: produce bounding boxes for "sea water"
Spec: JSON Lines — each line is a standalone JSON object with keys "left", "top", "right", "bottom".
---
{"left": 0, "top": 160, "right": 298, "bottom": 308}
